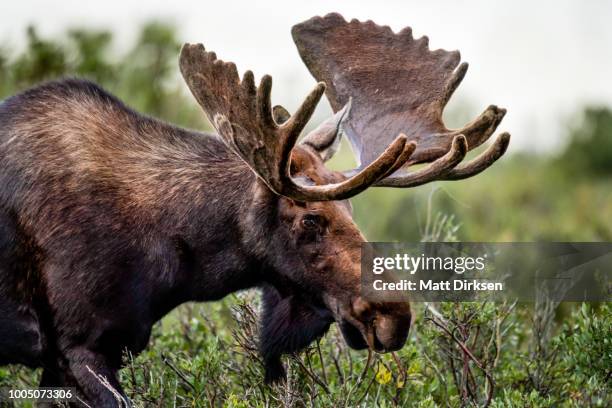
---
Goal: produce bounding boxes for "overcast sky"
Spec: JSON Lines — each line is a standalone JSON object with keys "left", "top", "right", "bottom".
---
{"left": 3, "top": 0, "right": 612, "bottom": 153}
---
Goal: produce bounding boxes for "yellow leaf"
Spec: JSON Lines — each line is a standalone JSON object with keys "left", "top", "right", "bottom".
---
{"left": 407, "top": 360, "right": 421, "bottom": 375}
{"left": 375, "top": 363, "right": 392, "bottom": 385}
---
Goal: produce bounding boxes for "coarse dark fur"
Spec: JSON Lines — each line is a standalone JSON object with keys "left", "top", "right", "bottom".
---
{"left": 0, "top": 79, "right": 410, "bottom": 406}
{"left": 260, "top": 285, "right": 333, "bottom": 383}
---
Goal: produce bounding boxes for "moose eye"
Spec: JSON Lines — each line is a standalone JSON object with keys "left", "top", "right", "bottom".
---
{"left": 301, "top": 214, "right": 324, "bottom": 231}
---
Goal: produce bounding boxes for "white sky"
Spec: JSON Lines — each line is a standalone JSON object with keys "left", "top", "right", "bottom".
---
{"left": 2, "top": 0, "right": 612, "bottom": 153}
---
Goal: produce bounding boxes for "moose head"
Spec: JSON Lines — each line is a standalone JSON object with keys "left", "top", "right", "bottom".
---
{"left": 179, "top": 13, "right": 510, "bottom": 382}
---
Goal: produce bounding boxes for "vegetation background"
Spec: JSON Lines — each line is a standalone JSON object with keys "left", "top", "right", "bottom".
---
{"left": 0, "top": 23, "right": 610, "bottom": 407}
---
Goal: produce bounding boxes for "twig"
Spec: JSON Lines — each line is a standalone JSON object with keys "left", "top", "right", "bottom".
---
{"left": 427, "top": 316, "right": 495, "bottom": 407}
{"left": 316, "top": 339, "right": 329, "bottom": 385}
{"left": 161, "top": 354, "right": 197, "bottom": 393}
{"left": 85, "top": 365, "right": 129, "bottom": 408}
{"left": 292, "top": 355, "right": 330, "bottom": 394}
{"left": 391, "top": 351, "right": 405, "bottom": 384}
{"left": 344, "top": 350, "right": 373, "bottom": 406}
{"left": 75, "top": 396, "right": 93, "bottom": 408}
{"left": 331, "top": 343, "right": 345, "bottom": 383}
{"left": 357, "top": 349, "right": 373, "bottom": 385}
{"left": 421, "top": 349, "right": 450, "bottom": 406}
{"left": 355, "top": 368, "right": 378, "bottom": 406}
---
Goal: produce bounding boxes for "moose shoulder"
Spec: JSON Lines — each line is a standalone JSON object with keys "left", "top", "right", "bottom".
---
{"left": 0, "top": 13, "right": 509, "bottom": 407}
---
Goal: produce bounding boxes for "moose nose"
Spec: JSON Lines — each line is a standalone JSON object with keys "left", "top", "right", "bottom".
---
{"left": 372, "top": 314, "right": 411, "bottom": 352}
{"left": 350, "top": 297, "right": 412, "bottom": 353}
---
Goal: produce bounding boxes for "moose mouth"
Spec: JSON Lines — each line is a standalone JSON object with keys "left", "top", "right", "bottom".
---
{"left": 323, "top": 295, "right": 411, "bottom": 353}
{"left": 339, "top": 318, "right": 387, "bottom": 352}
{"left": 339, "top": 318, "right": 369, "bottom": 350}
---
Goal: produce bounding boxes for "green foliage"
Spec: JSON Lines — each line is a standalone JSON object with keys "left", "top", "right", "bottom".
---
{"left": 67, "top": 28, "right": 114, "bottom": 83}
{"left": 558, "top": 107, "right": 612, "bottom": 176}
{"left": 86, "top": 297, "right": 612, "bottom": 407}
{"left": 11, "top": 26, "right": 68, "bottom": 87}
{"left": 0, "top": 22, "right": 208, "bottom": 130}
{"left": 550, "top": 303, "right": 612, "bottom": 405}
{"left": 118, "top": 22, "right": 182, "bottom": 117}
{"left": 348, "top": 155, "right": 612, "bottom": 242}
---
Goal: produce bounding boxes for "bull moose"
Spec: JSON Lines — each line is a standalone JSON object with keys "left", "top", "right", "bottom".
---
{"left": 0, "top": 13, "right": 509, "bottom": 406}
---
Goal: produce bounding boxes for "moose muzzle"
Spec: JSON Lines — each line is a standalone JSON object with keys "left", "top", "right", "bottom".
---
{"left": 336, "top": 297, "right": 412, "bottom": 353}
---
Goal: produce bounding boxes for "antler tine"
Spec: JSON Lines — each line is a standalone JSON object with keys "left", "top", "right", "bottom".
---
{"left": 180, "top": 43, "right": 413, "bottom": 202}
{"left": 441, "top": 62, "right": 468, "bottom": 108}
{"left": 374, "top": 135, "right": 468, "bottom": 188}
{"left": 452, "top": 105, "right": 507, "bottom": 152}
{"left": 442, "top": 132, "right": 510, "bottom": 180}
{"left": 283, "top": 83, "right": 326, "bottom": 139}
{"left": 380, "top": 138, "right": 417, "bottom": 179}
{"left": 256, "top": 75, "right": 276, "bottom": 129}
{"left": 273, "top": 82, "right": 327, "bottom": 193}
{"left": 283, "top": 134, "right": 412, "bottom": 201}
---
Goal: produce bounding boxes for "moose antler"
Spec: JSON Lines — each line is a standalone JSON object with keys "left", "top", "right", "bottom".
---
{"left": 180, "top": 44, "right": 415, "bottom": 201}
{"left": 292, "top": 13, "right": 510, "bottom": 187}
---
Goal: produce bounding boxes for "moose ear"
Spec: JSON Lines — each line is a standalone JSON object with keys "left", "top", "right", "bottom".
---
{"left": 259, "top": 286, "right": 333, "bottom": 383}
{"left": 299, "top": 99, "right": 351, "bottom": 162}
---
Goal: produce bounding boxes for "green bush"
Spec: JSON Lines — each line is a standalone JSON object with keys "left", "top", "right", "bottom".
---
{"left": 557, "top": 107, "right": 612, "bottom": 176}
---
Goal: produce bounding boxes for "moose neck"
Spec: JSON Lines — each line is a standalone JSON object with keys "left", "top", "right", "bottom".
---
{"left": 133, "top": 126, "right": 270, "bottom": 310}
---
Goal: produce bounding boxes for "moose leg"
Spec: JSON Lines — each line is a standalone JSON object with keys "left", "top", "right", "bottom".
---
{"left": 36, "top": 359, "right": 67, "bottom": 408}
{"left": 62, "top": 347, "right": 129, "bottom": 408}
{"left": 40, "top": 257, "right": 152, "bottom": 407}
{"left": 40, "top": 366, "right": 64, "bottom": 388}
{"left": 260, "top": 286, "right": 333, "bottom": 383}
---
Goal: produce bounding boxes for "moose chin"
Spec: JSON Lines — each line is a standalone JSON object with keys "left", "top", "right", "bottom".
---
{"left": 0, "top": 12, "right": 509, "bottom": 407}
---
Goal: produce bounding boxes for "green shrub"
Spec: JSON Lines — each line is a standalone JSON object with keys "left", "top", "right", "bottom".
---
{"left": 557, "top": 107, "right": 612, "bottom": 176}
